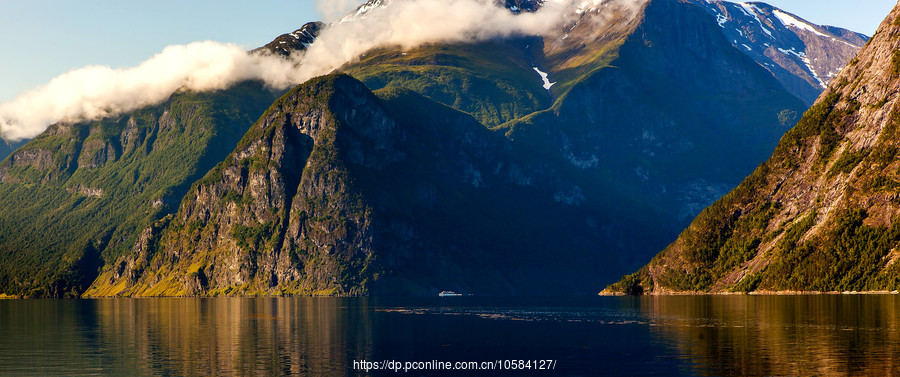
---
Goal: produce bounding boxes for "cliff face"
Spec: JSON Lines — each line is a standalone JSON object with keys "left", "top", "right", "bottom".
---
{"left": 607, "top": 2, "right": 900, "bottom": 294}
{"left": 89, "top": 74, "right": 610, "bottom": 296}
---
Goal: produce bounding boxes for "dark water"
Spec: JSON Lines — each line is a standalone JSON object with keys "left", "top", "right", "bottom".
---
{"left": 1, "top": 295, "right": 899, "bottom": 376}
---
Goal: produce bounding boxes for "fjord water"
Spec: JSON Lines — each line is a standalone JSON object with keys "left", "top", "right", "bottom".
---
{"left": 2, "top": 296, "right": 900, "bottom": 376}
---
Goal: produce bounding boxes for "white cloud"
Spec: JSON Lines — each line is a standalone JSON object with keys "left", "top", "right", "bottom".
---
{"left": 0, "top": 42, "right": 302, "bottom": 141}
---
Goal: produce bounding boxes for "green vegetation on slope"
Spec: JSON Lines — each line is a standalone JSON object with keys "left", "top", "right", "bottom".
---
{"left": 343, "top": 39, "right": 551, "bottom": 128}
{"left": 0, "top": 82, "right": 276, "bottom": 297}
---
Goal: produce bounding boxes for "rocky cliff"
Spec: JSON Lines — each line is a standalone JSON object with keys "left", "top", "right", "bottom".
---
{"left": 88, "top": 74, "right": 612, "bottom": 296}
{"left": 606, "top": 2, "right": 900, "bottom": 294}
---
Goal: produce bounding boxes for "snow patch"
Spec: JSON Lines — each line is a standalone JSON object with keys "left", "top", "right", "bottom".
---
{"left": 742, "top": 44, "right": 752, "bottom": 51}
{"left": 357, "top": 2, "right": 380, "bottom": 15}
{"left": 533, "top": 67, "right": 556, "bottom": 90}
{"left": 777, "top": 47, "right": 826, "bottom": 88}
{"left": 772, "top": 9, "right": 829, "bottom": 38}
{"left": 832, "top": 37, "right": 860, "bottom": 48}
{"left": 737, "top": 2, "right": 772, "bottom": 37}
{"left": 575, "top": 0, "right": 603, "bottom": 14}
{"left": 716, "top": 14, "right": 727, "bottom": 27}
{"left": 339, "top": 0, "right": 388, "bottom": 23}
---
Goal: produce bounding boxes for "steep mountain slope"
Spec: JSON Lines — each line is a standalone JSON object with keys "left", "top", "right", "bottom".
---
{"left": 500, "top": 0, "right": 806, "bottom": 266}
{"left": 0, "top": 83, "right": 277, "bottom": 297}
{"left": 688, "top": 0, "right": 866, "bottom": 105}
{"left": 88, "top": 74, "right": 618, "bottom": 296}
{"left": 606, "top": 2, "right": 900, "bottom": 294}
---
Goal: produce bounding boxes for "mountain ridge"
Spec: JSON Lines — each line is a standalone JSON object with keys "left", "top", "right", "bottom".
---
{"left": 687, "top": 0, "right": 866, "bottom": 105}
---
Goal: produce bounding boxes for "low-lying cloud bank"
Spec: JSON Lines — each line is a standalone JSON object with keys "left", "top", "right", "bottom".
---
{"left": 0, "top": 42, "right": 301, "bottom": 141}
{"left": 0, "top": 0, "right": 644, "bottom": 141}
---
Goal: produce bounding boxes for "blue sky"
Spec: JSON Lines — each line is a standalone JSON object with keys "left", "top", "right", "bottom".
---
{"left": 0, "top": 1, "right": 322, "bottom": 102}
{"left": 765, "top": 0, "right": 895, "bottom": 36}
{"left": 0, "top": 0, "right": 894, "bottom": 102}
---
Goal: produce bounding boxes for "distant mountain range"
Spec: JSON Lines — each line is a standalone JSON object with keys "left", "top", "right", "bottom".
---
{"left": 606, "top": 1, "right": 900, "bottom": 294}
{"left": 0, "top": 0, "right": 872, "bottom": 297}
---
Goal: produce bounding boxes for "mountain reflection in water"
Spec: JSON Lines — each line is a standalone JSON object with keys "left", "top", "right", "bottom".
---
{"left": 1, "top": 296, "right": 899, "bottom": 376}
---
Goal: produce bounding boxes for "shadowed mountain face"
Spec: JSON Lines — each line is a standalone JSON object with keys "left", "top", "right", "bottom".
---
{"left": 496, "top": 0, "right": 808, "bottom": 269}
{"left": 0, "top": 1, "right": 860, "bottom": 161}
{"left": 607, "top": 2, "right": 900, "bottom": 295}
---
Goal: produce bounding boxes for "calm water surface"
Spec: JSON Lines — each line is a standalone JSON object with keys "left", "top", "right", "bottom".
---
{"left": 1, "top": 295, "right": 899, "bottom": 376}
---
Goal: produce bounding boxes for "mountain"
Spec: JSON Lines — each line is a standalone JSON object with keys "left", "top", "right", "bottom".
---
{"left": 605, "top": 2, "right": 900, "bottom": 294}
{"left": 337, "top": 0, "right": 818, "bottom": 276}
{"left": 89, "top": 0, "right": 819, "bottom": 296}
{"left": 0, "top": 0, "right": 870, "bottom": 297}
{"left": 497, "top": 0, "right": 809, "bottom": 268}
{"left": 340, "top": 0, "right": 858, "bottom": 229}
{"left": 687, "top": 0, "right": 866, "bottom": 105}
{"left": 87, "top": 74, "right": 613, "bottom": 296}
{"left": 0, "top": 83, "right": 277, "bottom": 297}
{"left": 253, "top": 22, "right": 324, "bottom": 57}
